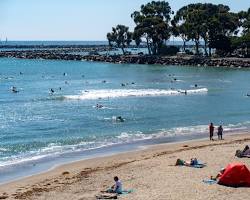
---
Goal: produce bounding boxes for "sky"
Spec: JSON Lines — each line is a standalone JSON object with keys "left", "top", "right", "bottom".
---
{"left": 0, "top": 0, "right": 249, "bottom": 41}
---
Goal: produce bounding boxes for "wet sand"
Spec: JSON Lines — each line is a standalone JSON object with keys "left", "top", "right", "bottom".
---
{"left": 0, "top": 132, "right": 250, "bottom": 200}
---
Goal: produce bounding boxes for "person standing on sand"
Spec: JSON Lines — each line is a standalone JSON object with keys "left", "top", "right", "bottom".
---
{"left": 209, "top": 123, "right": 214, "bottom": 141}
{"left": 217, "top": 125, "right": 223, "bottom": 140}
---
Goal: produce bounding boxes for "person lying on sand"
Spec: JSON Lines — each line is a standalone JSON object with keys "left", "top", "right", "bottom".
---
{"left": 175, "top": 158, "right": 198, "bottom": 166}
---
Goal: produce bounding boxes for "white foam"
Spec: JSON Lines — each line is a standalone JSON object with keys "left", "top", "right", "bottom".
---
{"left": 0, "top": 120, "right": 249, "bottom": 168}
{"left": 0, "top": 148, "right": 8, "bottom": 152}
{"left": 64, "top": 88, "right": 208, "bottom": 100}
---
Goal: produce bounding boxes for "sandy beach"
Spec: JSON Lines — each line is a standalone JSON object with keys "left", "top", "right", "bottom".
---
{"left": 0, "top": 132, "right": 250, "bottom": 200}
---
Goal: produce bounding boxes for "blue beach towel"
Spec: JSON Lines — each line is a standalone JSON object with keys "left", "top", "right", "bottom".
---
{"left": 120, "top": 189, "right": 134, "bottom": 195}
{"left": 191, "top": 161, "right": 206, "bottom": 168}
{"left": 106, "top": 188, "right": 134, "bottom": 195}
{"left": 203, "top": 179, "right": 217, "bottom": 185}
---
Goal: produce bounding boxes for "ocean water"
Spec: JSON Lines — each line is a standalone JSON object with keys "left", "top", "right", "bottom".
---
{"left": 0, "top": 57, "right": 250, "bottom": 182}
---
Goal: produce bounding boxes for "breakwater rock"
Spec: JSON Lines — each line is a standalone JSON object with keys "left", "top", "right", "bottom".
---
{"left": 0, "top": 51, "right": 249, "bottom": 68}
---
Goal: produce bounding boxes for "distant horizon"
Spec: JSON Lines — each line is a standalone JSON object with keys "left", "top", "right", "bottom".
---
{"left": 1, "top": 39, "right": 183, "bottom": 42}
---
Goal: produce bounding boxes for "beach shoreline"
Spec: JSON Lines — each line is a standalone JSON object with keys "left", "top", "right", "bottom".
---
{"left": 0, "top": 128, "right": 247, "bottom": 186}
{"left": 0, "top": 131, "right": 250, "bottom": 199}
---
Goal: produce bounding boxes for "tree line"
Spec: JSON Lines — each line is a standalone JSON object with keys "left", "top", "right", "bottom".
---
{"left": 107, "top": 1, "right": 250, "bottom": 57}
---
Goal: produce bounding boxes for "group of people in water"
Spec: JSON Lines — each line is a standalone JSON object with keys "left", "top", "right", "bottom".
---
{"left": 209, "top": 123, "right": 223, "bottom": 141}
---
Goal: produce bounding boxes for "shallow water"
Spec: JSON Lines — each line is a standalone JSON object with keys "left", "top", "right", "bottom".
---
{"left": 0, "top": 57, "right": 250, "bottom": 182}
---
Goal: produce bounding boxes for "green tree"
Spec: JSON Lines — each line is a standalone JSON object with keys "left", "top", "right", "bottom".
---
{"left": 107, "top": 25, "right": 133, "bottom": 55}
{"left": 173, "top": 4, "right": 205, "bottom": 55}
{"left": 231, "top": 33, "right": 250, "bottom": 57}
{"left": 131, "top": 1, "right": 173, "bottom": 55}
{"left": 206, "top": 4, "right": 239, "bottom": 56}
{"left": 239, "top": 8, "right": 250, "bottom": 34}
{"left": 209, "top": 34, "right": 232, "bottom": 56}
{"left": 173, "top": 3, "right": 239, "bottom": 56}
{"left": 171, "top": 15, "right": 191, "bottom": 52}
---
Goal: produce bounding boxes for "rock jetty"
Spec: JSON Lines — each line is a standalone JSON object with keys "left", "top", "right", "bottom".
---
{"left": 0, "top": 50, "right": 249, "bottom": 68}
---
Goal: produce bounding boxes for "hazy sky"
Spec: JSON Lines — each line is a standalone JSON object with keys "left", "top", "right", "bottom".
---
{"left": 0, "top": 0, "right": 249, "bottom": 41}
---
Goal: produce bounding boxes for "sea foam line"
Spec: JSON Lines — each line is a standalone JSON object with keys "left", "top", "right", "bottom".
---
{"left": 0, "top": 120, "right": 249, "bottom": 168}
{"left": 64, "top": 88, "right": 208, "bottom": 100}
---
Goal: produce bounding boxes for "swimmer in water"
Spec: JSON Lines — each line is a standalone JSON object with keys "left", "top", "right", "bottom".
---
{"left": 11, "top": 86, "right": 19, "bottom": 93}
{"left": 96, "top": 104, "right": 103, "bottom": 109}
{"left": 116, "top": 116, "right": 124, "bottom": 122}
{"left": 50, "top": 88, "right": 55, "bottom": 94}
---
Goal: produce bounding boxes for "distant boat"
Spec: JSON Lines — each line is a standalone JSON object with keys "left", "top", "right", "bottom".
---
{"left": 5, "top": 37, "right": 8, "bottom": 43}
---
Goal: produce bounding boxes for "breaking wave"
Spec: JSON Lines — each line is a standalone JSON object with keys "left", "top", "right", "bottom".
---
{"left": 64, "top": 88, "right": 208, "bottom": 100}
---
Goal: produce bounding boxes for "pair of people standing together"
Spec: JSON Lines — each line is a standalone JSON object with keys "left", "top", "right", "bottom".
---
{"left": 209, "top": 123, "right": 223, "bottom": 140}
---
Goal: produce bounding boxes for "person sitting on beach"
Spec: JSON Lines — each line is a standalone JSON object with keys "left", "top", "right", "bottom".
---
{"left": 108, "top": 176, "right": 122, "bottom": 194}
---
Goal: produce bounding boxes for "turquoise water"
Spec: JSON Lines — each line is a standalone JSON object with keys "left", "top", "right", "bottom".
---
{"left": 0, "top": 57, "right": 250, "bottom": 182}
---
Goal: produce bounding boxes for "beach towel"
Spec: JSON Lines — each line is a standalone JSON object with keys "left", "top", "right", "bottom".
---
{"left": 120, "top": 189, "right": 134, "bottom": 195}
{"left": 203, "top": 179, "right": 217, "bottom": 185}
{"left": 191, "top": 161, "right": 206, "bottom": 168}
{"left": 178, "top": 160, "right": 206, "bottom": 168}
{"left": 106, "top": 188, "right": 134, "bottom": 195}
{"left": 96, "top": 194, "right": 118, "bottom": 199}
{"left": 176, "top": 159, "right": 206, "bottom": 168}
